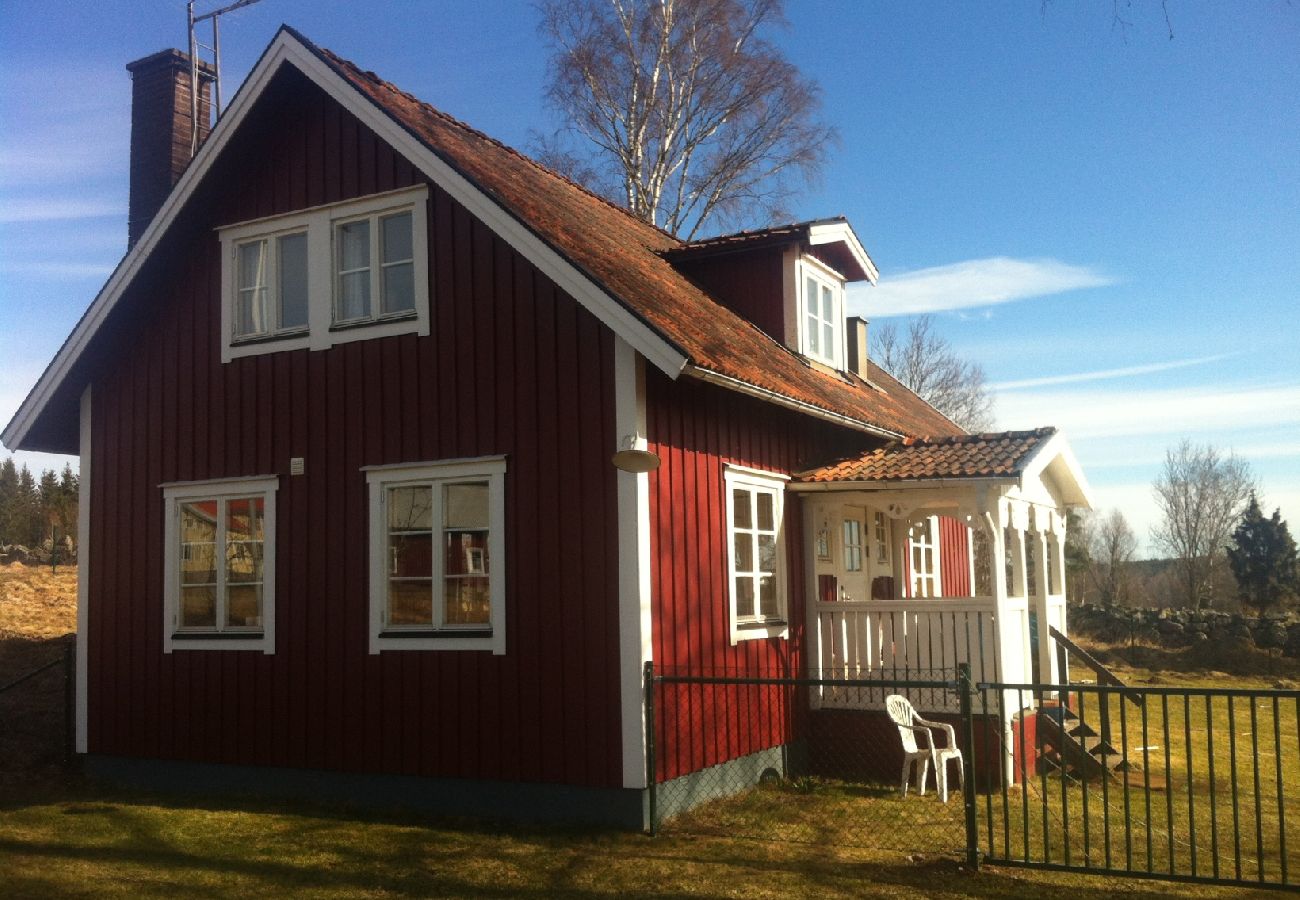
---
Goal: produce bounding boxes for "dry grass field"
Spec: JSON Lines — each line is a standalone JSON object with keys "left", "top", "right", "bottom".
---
{"left": 0, "top": 561, "right": 76, "bottom": 785}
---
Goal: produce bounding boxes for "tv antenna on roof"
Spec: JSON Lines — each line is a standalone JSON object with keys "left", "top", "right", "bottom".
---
{"left": 186, "top": 0, "right": 264, "bottom": 157}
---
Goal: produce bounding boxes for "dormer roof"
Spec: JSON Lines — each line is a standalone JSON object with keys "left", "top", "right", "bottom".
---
{"left": 664, "top": 218, "right": 879, "bottom": 283}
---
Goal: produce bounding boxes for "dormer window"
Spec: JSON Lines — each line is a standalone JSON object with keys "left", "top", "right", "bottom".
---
{"left": 799, "top": 257, "right": 844, "bottom": 369}
{"left": 219, "top": 185, "right": 430, "bottom": 362}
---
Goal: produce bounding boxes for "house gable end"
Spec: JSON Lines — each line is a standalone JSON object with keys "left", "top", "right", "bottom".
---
{"left": 2, "top": 27, "right": 687, "bottom": 454}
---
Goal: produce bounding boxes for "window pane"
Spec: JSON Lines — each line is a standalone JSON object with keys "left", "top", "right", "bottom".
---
{"left": 226, "top": 498, "right": 264, "bottom": 585}
{"left": 381, "top": 212, "right": 413, "bottom": 263}
{"left": 390, "top": 533, "right": 432, "bottom": 577}
{"left": 338, "top": 220, "right": 370, "bottom": 271}
{"left": 389, "top": 580, "right": 433, "bottom": 625}
{"left": 338, "top": 271, "right": 370, "bottom": 320}
{"left": 236, "top": 288, "right": 268, "bottom": 338}
{"left": 757, "top": 534, "right": 777, "bottom": 574}
{"left": 823, "top": 323, "right": 834, "bottom": 355}
{"left": 444, "top": 577, "right": 490, "bottom": 625}
{"left": 181, "top": 586, "right": 216, "bottom": 627}
{"left": 445, "top": 530, "right": 488, "bottom": 576}
{"left": 756, "top": 492, "right": 774, "bottom": 530}
{"left": 735, "top": 576, "right": 755, "bottom": 618}
{"left": 733, "top": 532, "right": 752, "bottom": 572}
{"left": 388, "top": 486, "right": 433, "bottom": 530}
{"left": 278, "top": 232, "right": 308, "bottom": 329}
{"left": 180, "top": 502, "right": 217, "bottom": 585}
{"left": 758, "top": 576, "right": 778, "bottom": 618}
{"left": 382, "top": 262, "right": 415, "bottom": 314}
{"left": 806, "top": 315, "right": 819, "bottom": 353}
{"left": 226, "top": 584, "right": 262, "bottom": 627}
{"left": 445, "top": 483, "right": 488, "bottom": 529}
{"left": 821, "top": 284, "right": 833, "bottom": 321}
{"left": 805, "top": 276, "right": 817, "bottom": 314}
{"left": 238, "top": 241, "right": 267, "bottom": 290}
{"left": 731, "top": 488, "right": 751, "bottom": 529}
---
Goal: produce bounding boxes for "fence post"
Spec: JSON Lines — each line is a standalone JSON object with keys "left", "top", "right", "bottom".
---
{"left": 644, "top": 660, "right": 657, "bottom": 836}
{"left": 958, "top": 662, "right": 979, "bottom": 869}
{"left": 63, "top": 637, "right": 75, "bottom": 764}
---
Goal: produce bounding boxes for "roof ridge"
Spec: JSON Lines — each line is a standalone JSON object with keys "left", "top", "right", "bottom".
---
{"left": 316, "top": 46, "right": 685, "bottom": 248}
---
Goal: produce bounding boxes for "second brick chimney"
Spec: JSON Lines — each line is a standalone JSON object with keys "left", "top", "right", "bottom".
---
{"left": 125, "top": 49, "right": 215, "bottom": 247}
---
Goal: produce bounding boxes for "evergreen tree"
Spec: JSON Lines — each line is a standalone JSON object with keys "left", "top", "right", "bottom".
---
{"left": 1227, "top": 494, "right": 1299, "bottom": 616}
{"left": 0, "top": 456, "right": 17, "bottom": 544}
{"left": 15, "top": 464, "right": 43, "bottom": 547}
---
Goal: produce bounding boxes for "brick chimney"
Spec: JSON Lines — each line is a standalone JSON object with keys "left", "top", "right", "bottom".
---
{"left": 846, "top": 316, "right": 870, "bottom": 380}
{"left": 125, "top": 49, "right": 215, "bottom": 247}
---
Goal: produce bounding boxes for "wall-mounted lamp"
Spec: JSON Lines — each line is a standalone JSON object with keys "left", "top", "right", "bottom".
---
{"left": 612, "top": 434, "right": 661, "bottom": 473}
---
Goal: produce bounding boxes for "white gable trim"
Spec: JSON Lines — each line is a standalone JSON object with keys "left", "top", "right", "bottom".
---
{"left": 807, "top": 220, "right": 878, "bottom": 284}
{"left": 1, "top": 29, "right": 687, "bottom": 452}
{"left": 1019, "top": 431, "right": 1094, "bottom": 510}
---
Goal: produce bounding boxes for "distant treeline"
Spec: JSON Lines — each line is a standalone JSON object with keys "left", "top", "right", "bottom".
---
{"left": 0, "top": 456, "right": 78, "bottom": 550}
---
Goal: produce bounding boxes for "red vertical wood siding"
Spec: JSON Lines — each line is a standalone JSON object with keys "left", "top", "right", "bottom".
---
{"left": 939, "top": 516, "right": 972, "bottom": 598}
{"left": 85, "top": 67, "right": 624, "bottom": 788}
{"left": 670, "top": 248, "right": 786, "bottom": 342}
{"left": 645, "top": 371, "right": 865, "bottom": 779}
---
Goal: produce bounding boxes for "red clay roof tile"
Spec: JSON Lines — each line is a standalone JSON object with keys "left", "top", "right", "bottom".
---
{"left": 795, "top": 427, "right": 1057, "bottom": 483}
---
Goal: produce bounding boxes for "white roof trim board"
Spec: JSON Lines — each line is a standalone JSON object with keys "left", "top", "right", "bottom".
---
{"left": 2, "top": 28, "right": 689, "bottom": 452}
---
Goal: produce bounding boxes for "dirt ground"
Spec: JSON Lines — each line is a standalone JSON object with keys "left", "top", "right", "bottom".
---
{"left": 0, "top": 562, "right": 77, "bottom": 785}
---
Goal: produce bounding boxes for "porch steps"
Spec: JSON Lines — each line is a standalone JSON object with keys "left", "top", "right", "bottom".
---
{"left": 1037, "top": 702, "right": 1129, "bottom": 780}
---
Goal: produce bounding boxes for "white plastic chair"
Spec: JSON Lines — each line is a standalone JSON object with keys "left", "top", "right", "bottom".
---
{"left": 885, "top": 694, "right": 964, "bottom": 803}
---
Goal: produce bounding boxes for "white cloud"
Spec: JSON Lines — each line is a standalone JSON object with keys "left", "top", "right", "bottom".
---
{"left": 850, "top": 257, "right": 1113, "bottom": 317}
{"left": 990, "top": 354, "right": 1231, "bottom": 391}
{"left": 0, "top": 198, "right": 123, "bottom": 224}
{"left": 997, "top": 382, "right": 1300, "bottom": 440}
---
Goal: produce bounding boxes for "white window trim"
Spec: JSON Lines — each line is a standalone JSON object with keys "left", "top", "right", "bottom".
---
{"left": 724, "top": 464, "right": 789, "bottom": 644}
{"left": 364, "top": 456, "right": 506, "bottom": 655}
{"left": 797, "top": 255, "right": 846, "bottom": 370}
{"left": 219, "top": 185, "right": 430, "bottom": 363}
{"left": 909, "top": 515, "right": 943, "bottom": 599}
{"left": 162, "top": 475, "right": 279, "bottom": 653}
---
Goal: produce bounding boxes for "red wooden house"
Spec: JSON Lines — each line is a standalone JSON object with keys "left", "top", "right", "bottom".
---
{"left": 2, "top": 27, "right": 1091, "bottom": 827}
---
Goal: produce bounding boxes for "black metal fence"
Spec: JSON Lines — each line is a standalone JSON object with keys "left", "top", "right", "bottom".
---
{"left": 646, "top": 664, "right": 1300, "bottom": 892}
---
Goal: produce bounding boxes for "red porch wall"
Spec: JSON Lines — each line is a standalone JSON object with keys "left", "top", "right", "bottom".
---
{"left": 645, "top": 371, "right": 865, "bottom": 780}
{"left": 939, "top": 516, "right": 972, "bottom": 597}
{"left": 85, "top": 66, "right": 624, "bottom": 789}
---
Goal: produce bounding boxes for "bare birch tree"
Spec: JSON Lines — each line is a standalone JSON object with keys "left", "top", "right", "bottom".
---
{"left": 1152, "top": 440, "right": 1256, "bottom": 610}
{"left": 537, "top": 0, "right": 834, "bottom": 239}
{"left": 1085, "top": 508, "right": 1138, "bottom": 607}
{"left": 871, "top": 316, "right": 996, "bottom": 432}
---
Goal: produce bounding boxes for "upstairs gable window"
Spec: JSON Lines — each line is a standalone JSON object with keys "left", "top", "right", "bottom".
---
{"left": 219, "top": 185, "right": 429, "bottom": 362}
{"left": 798, "top": 256, "right": 844, "bottom": 369}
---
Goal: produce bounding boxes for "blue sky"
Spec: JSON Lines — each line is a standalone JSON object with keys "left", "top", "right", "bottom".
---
{"left": 1, "top": 1, "right": 1297, "bottom": 555}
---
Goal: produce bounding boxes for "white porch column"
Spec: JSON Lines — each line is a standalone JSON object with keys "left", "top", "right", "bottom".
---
{"left": 1031, "top": 522, "right": 1056, "bottom": 685}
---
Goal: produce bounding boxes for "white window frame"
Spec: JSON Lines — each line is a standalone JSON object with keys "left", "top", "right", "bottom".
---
{"left": 842, "top": 516, "right": 863, "bottom": 573}
{"left": 909, "top": 515, "right": 943, "bottom": 599}
{"left": 162, "top": 475, "right": 278, "bottom": 653}
{"left": 724, "top": 464, "right": 789, "bottom": 644}
{"left": 230, "top": 228, "right": 311, "bottom": 341}
{"left": 873, "top": 510, "right": 891, "bottom": 565}
{"left": 332, "top": 207, "right": 418, "bottom": 326}
{"left": 218, "top": 185, "right": 430, "bottom": 363}
{"left": 364, "top": 456, "right": 506, "bottom": 655}
{"left": 797, "top": 255, "right": 845, "bottom": 370}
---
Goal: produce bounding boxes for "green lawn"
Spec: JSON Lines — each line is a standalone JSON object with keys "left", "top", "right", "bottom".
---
{"left": 0, "top": 778, "right": 1281, "bottom": 899}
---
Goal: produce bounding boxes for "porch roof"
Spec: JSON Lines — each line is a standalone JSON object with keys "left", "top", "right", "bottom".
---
{"left": 795, "top": 428, "right": 1058, "bottom": 484}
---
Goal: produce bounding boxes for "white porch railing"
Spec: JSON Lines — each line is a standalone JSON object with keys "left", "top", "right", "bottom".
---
{"left": 813, "top": 596, "right": 1015, "bottom": 713}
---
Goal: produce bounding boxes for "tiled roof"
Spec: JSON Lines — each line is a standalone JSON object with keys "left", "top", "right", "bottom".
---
{"left": 795, "top": 428, "right": 1057, "bottom": 484}
{"left": 309, "top": 37, "right": 961, "bottom": 441}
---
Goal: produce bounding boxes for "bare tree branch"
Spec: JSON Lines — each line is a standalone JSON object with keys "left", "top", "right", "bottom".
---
{"left": 871, "top": 316, "right": 996, "bottom": 433}
{"left": 536, "top": 0, "right": 835, "bottom": 238}
{"left": 1152, "top": 440, "right": 1256, "bottom": 610}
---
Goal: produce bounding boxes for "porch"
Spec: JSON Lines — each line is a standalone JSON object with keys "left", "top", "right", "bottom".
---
{"left": 791, "top": 428, "right": 1091, "bottom": 717}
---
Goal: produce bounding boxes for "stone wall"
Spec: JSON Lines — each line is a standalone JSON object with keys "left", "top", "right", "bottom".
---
{"left": 1069, "top": 604, "right": 1300, "bottom": 658}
